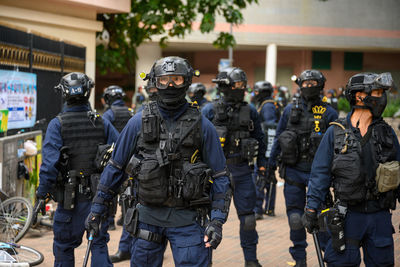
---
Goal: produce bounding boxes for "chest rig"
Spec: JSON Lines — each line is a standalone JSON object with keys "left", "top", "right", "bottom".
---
{"left": 279, "top": 100, "right": 329, "bottom": 166}
{"left": 135, "top": 102, "right": 211, "bottom": 207}
{"left": 212, "top": 100, "right": 258, "bottom": 163}
{"left": 331, "top": 118, "right": 398, "bottom": 206}
{"left": 58, "top": 111, "right": 105, "bottom": 176}
{"left": 110, "top": 105, "right": 133, "bottom": 132}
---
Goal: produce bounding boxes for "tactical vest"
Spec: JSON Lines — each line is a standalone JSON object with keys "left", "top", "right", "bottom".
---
{"left": 331, "top": 118, "right": 397, "bottom": 206}
{"left": 135, "top": 102, "right": 210, "bottom": 207}
{"left": 110, "top": 105, "right": 133, "bottom": 132}
{"left": 58, "top": 111, "right": 105, "bottom": 176}
{"left": 212, "top": 100, "right": 258, "bottom": 163}
{"left": 279, "top": 100, "right": 329, "bottom": 168}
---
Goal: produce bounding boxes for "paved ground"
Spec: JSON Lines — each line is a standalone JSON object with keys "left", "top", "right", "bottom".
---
{"left": 21, "top": 179, "right": 400, "bottom": 267}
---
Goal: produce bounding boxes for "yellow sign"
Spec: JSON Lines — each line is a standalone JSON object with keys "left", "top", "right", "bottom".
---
{"left": 0, "top": 109, "right": 8, "bottom": 133}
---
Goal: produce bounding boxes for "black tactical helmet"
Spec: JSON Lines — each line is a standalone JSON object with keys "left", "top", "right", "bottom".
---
{"left": 150, "top": 56, "right": 194, "bottom": 90}
{"left": 55, "top": 72, "right": 94, "bottom": 104}
{"left": 254, "top": 81, "right": 273, "bottom": 94}
{"left": 188, "top": 83, "right": 206, "bottom": 97}
{"left": 144, "top": 79, "right": 156, "bottom": 92}
{"left": 213, "top": 67, "right": 247, "bottom": 89}
{"left": 345, "top": 72, "right": 394, "bottom": 106}
{"left": 295, "top": 69, "right": 326, "bottom": 88}
{"left": 103, "top": 85, "right": 125, "bottom": 105}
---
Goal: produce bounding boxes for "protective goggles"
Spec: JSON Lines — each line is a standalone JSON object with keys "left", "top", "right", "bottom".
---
{"left": 155, "top": 75, "right": 185, "bottom": 89}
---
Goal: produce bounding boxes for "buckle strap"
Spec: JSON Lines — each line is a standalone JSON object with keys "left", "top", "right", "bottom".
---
{"left": 136, "top": 229, "right": 165, "bottom": 244}
{"left": 285, "top": 177, "right": 306, "bottom": 190}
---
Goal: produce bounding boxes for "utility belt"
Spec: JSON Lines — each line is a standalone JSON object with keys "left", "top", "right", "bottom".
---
{"left": 53, "top": 170, "right": 100, "bottom": 210}
{"left": 226, "top": 156, "right": 247, "bottom": 165}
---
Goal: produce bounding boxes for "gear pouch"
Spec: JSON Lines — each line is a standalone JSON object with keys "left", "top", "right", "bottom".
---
{"left": 137, "top": 155, "right": 168, "bottom": 205}
{"left": 124, "top": 206, "right": 138, "bottom": 236}
{"left": 278, "top": 130, "right": 298, "bottom": 166}
{"left": 182, "top": 162, "right": 211, "bottom": 201}
{"left": 309, "top": 132, "right": 323, "bottom": 157}
{"left": 90, "top": 173, "right": 101, "bottom": 198}
{"left": 215, "top": 126, "right": 228, "bottom": 147}
{"left": 375, "top": 161, "right": 400, "bottom": 193}
{"left": 241, "top": 138, "right": 259, "bottom": 161}
{"left": 94, "top": 144, "right": 113, "bottom": 172}
{"left": 125, "top": 154, "right": 142, "bottom": 177}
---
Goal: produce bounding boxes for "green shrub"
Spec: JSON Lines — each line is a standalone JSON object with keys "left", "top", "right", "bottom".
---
{"left": 383, "top": 97, "right": 400, "bottom": 117}
{"left": 337, "top": 97, "right": 351, "bottom": 113}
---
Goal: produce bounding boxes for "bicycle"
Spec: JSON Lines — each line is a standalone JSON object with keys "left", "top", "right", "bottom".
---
{"left": 0, "top": 241, "right": 44, "bottom": 266}
{"left": 0, "top": 193, "right": 34, "bottom": 243}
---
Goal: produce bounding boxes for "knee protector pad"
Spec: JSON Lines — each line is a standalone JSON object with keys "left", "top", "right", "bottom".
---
{"left": 241, "top": 214, "right": 256, "bottom": 231}
{"left": 289, "top": 213, "right": 303, "bottom": 230}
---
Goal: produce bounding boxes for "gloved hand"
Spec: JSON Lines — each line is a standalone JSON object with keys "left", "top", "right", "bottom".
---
{"left": 302, "top": 209, "right": 318, "bottom": 234}
{"left": 204, "top": 220, "right": 223, "bottom": 249}
{"left": 85, "top": 212, "right": 102, "bottom": 237}
{"left": 255, "top": 169, "right": 268, "bottom": 190}
{"left": 32, "top": 194, "right": 47, "bottom": 225}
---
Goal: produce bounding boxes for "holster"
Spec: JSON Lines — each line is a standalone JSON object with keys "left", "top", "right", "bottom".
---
{"left": 124, "top": 206, "right": 139, "bottom": 236}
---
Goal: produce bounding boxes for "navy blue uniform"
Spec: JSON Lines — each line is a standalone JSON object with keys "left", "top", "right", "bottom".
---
{"left": 103, "top": 99, "right": 133, "bottom": 255}
{"left": 306, "top": 113, "right": 400, "bottom": 267}
{"left": 102, "top": 99, "right": 125, "bottom": 122}
{"left": 37, "top": 104, "right": 118, "bottom": 267}
{"left": 254, "top": 100, "right": 278, "bottom": 215}
{"left": 269, "top": 99, "right": 337, "bottom": 261}
{"left": 92, "top": 102, "right": 230, "bottom": 267}
{"left": 202, "top": 101, "right": 266, "bottom": 262}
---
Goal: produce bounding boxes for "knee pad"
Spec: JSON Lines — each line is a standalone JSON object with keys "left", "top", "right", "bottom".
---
{"left": 241, "top": 214, "right": 256, "bottom": 231}
{"left": 289, "top": 213, "right": 303, "bottom": 230}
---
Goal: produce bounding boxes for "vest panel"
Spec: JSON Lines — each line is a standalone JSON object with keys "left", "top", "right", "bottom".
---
{"left": 111, "top": 105, "right": 133, "bottom": 132}
{"left": 331, "top": 118, "right": 397, "bottom": 207}
{"left": 136, "top": 102, "right": 208, "bottom": 207}
{"left": 58, "top": 111, "right": 106, "bottom": 176}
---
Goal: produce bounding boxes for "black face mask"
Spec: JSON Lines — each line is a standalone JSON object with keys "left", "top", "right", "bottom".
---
{"left": 224, "top": 88, "right": 245, "bottom": 103}
{"left": 362, "top": 92, "right": 387, "bottom": 118}
{"left": 157, "top": 86, "right": 187, "bottom": 110}
{"left": 255, "top": 91, "right": 271, "bottom": 104}
{"left": 300, "top": 86, "right": 321, "bottom": 102}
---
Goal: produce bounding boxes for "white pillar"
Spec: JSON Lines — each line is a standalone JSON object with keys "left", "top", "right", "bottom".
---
{"left": 265, "top": 44, "right": 277, "bottom": 85}
{"left": 135, "top": 42, "right": 162, "bottom": 92}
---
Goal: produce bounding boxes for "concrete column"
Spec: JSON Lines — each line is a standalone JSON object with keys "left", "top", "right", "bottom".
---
{"left": 265, "top": 43, "right": 277, "bottom": 85}
{"left": 135, "top": 42, "right": 162, "bottom": 92}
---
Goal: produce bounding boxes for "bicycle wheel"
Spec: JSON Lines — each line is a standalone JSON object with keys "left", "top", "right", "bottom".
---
{"left": 0, "top": 243, "right": 44, "bottom": 266}
{"left": 0, "top": 197, "right": 34, "bottom": 242}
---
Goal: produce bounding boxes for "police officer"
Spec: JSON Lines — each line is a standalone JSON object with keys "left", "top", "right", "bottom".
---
{"left": 268, "top": 70, "right": 338, "bottom": 267}
{"left": 325, "top": 89, "right": 338, "bottom": 111}
{"left": 188, "top": 82, "right": 208, "bottom": 107}
{"left": 253, "top": 81, "right": 280, "bottom": 219}
{"left": 85, "top": 56, "right": 231, "bottom": 267}
{"left": 102, "top": 85, "right": 133, "bottom": 132}
{"left": 34, "top": 72, "right": 118, "bottom": 267}
{"left": 303, "top": 72, "right": 400, "bottom": 267}
{"left": 202, "top": 67, "right": 267, "bottom": 267}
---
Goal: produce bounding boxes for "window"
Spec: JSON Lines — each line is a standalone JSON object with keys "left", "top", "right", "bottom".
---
{"left": 344, "top": 52, "right": 363, "bottom": 71}
{"left": 312, "top": 51, "right": 331, "bottom": 70}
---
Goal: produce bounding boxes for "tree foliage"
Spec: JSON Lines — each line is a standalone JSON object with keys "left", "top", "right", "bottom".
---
{"left": 96, "top": 0, "right": 258, "bottom": 77}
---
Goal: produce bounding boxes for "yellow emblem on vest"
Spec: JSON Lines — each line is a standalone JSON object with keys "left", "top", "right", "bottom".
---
{"left": 312, "top": 105, "right": 326, "bottom": 115}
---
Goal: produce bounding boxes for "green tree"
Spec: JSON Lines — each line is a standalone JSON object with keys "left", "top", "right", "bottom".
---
{"left": 96, "top": 0, "right": 258, "bottom": 82}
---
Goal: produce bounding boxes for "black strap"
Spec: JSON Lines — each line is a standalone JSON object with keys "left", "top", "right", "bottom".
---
{"left": 226, "top": 157, "right": 246, "bottom": 165}
{"left": 109, "top": 159, "right": 123, "bottom": 171}
{"left": 285, "top": 177, "right": 306, "bottom": 190}
{"left": 212, "top": 168, "right": 230, "bottom": 179}
{"left": 136, "top": 229, "right": 165, "bottom": 244}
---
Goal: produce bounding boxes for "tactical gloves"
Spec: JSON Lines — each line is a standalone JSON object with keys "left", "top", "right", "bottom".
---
{"left": 32, "top": 193, "right": 47, "bottom": 225}
{"left": 85, "top": 212, "right": 102, "bottom": 237}
{"left": 204, "top": 220, "right": 223, "bottom": 249}
{"left": 302, "top": 209, "right": 318, "bottom": 234}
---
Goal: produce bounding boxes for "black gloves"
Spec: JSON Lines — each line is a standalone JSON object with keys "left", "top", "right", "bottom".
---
{"left": 32, "top": 194, "right": 47, "bottom": 225}
{"left": 85, "top": 212, "right": 102, "bottom": 237}
{"left": 302, "top": 209, "right": 318, "bottom": 234}
{"left": 204, "top": 220, "right": 223, "bottom": 249}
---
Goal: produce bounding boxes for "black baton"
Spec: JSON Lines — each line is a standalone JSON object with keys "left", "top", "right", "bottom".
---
{"left": 83, "top": 230, "right": 95, "bottom": 267}
{"left": 312, "top": 232, "right": 324, "bottom": 267}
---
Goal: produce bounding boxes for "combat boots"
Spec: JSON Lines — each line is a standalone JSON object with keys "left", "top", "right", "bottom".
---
{"left": 245, "top": 260, "right": 262, "bottom": 267}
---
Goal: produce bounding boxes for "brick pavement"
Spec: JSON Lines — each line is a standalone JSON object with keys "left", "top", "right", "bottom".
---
{"left": 21, "top": 179, "right": 400, "bottom": 266}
